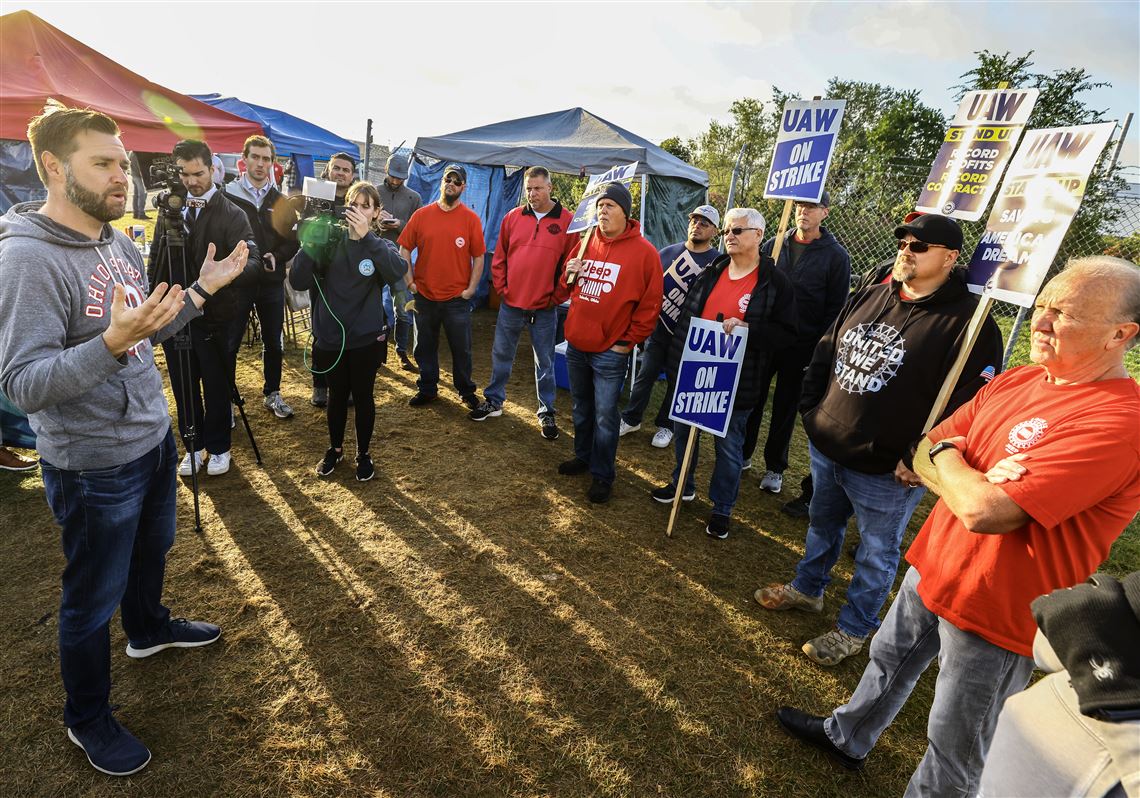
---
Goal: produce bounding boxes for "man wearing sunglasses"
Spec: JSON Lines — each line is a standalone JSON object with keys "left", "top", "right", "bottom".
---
{"left": 399, "top": 164, "right": 486, "bottom": 409}
{"left": 743, "top": 190, "right": 850, "bottom": 497}
{"left": 755, "top": 213, "right": 1003, "bottom": 668}
{"left": 619, "top": 205, "right": 722, "bottom": 448}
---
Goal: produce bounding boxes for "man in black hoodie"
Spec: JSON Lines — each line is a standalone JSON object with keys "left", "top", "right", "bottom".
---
{"left": 743, "top": 191, "right": 850, "bottom": 496}
{"left": 755, "top": 214, "right": 1002, "bottom": 667}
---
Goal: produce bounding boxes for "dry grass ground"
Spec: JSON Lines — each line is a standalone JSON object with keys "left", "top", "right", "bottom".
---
{"left": 2, "top": 308, "right": 1136, "bottom": 798}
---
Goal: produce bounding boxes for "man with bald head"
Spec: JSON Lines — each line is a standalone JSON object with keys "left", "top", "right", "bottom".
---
{"left": 775, "top": 256, "right": 1140, "bottom": 797}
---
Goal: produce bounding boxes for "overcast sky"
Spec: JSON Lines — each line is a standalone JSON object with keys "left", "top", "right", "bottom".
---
{"left": 8, "top": 1, "right": 1140, "bottom": 170}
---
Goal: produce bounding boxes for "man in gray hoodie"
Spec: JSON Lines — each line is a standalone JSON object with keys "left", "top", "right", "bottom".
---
{"left": 0, "top": 106, "right": 248, "bottom": 776}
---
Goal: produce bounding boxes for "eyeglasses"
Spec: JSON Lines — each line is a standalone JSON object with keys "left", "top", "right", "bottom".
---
{"left": 722, "top": 226, "right": 760, "bottom": 237}
{"left": 690, "top": 217, "right": 715, "bottom": 227}
{"left": 443, "top": 176, "right": 464, "bottom": 186}
{"left": 896, "top": 239, "right": 948, "bottom": 253}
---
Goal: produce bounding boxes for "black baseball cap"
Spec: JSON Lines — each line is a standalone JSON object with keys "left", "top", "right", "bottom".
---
{"left": 443, "top": 163, "right": 467, "bottom": 183}
{"left": 894, "top": 213, "right": 963, "bottom": 251}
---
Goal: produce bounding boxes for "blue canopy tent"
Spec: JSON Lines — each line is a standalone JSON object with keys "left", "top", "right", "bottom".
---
{"left": 190, "top": 94, "right": 357, "bottom": 182}
{"left": 412, "top": 107, "right": 709, "bottom": 249}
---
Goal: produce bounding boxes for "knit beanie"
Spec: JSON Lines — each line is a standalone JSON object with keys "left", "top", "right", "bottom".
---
{"left": 597, "top": 182, "right": 632, "bottom": 220}
{"left": 1031, "top": 571, "right": 1140, "bottom": 718}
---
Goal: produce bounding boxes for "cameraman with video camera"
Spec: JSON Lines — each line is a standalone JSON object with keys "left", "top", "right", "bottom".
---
{"left": 225, "top": 135, "right": 299, "bottom": 420}
{"left": 288, "top": 181, "right": 406, "bottom": 482}
{"left": 149, "top": 139, "right": 260, "bottom": 477}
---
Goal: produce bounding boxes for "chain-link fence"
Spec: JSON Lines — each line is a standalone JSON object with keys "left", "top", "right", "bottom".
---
{"left": 747, "top": 162, "right": 1140, "bottom": 374}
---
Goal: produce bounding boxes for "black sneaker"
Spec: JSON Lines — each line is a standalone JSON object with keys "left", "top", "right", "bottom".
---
{"left": 398, "top": 351, "right": 419, "bottom": 373}
{"left": 706, "top": 513, "right": 730, "bottom": 540}
{"left": 782, "top": 497, "right": 810, "bottom": 519}
{"left": 408, "top": 392, "right": 437, "bottom": 407}
{"left": 125, "top": 618, "right": 221, "bottom": 659}
{"left": 651, "top": 484, "right": 695, "bottom": 503}
{"left": 311, "top": 385, "right": 328, "bottom": 408}
{"left": 557, "top": 457, "right": 590, "bottom": 475}
{"left": 468, "top": 400, "right": 502, "bottom": 421}
{"left": 356, "top": 453, "right": 375, "bottom": 482}
{"left": 67, "top": 711, "right": 151, "bottom": 776}
{"left": 540, "top": 414, "right": 559, "bottom": 440}
{"left": 775, "top": 706, "right": 866, "bottom": 771}
{"left": 316, "top": 447, "right": 343, "bottom": 477}
{"left": 587, "top": 479, "right": 612, "bottom": 504}
{"left": 460, "top": 394, "right": 480, "bottom": 410}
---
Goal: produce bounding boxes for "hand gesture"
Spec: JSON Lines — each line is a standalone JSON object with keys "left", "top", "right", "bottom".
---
{"left": 894, "top": 459, "right": 922, "bottom": 488}
{"left": 345, "top": 206, "right": 371, "bottom": 240}
{"left": 103, "top": 282, "right": 185, "bottom": 357}
{"left": 984, "top": 453, "right": 1028, "bottom": 484}
{"left": 564, "top": 258, "right": 583, "bottom": 285}
{"left": 198, "top": 241, "right": 249, "bottom": 294}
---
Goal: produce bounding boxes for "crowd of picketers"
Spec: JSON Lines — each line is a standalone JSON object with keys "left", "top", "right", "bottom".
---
{"left": 1, "top": 105, "right": 1138, "bottom": 795}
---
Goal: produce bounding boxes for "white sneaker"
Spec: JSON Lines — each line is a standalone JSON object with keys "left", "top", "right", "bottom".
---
{"left": 651, "top": 427, "right": 673, "bottom": 448}
{"left": 760, "top": 471, "right": 783, "bottom": 494}
{"left": 178, "top": 451, "right": 205, "bottom": 477}
{"left": 206, "top": 451, "right": 231, "bottom": 476}
{"left": 618, "top": 419, "right": 640, "bottom": 437}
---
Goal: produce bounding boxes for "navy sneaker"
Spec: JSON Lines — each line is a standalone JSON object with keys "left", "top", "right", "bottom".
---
{"left": 706, "top": 513, "right": 730, "bottom": 540}
{"left": 67, "top": 712, "right": 151, "bottom": 776}
{"left": 125, "top": 618, "right": 221, "bottom": 659}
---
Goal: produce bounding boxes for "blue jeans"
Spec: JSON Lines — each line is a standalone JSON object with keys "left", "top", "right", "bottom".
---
{"left": 40, "top": 429, "right": 178, "bottom": 729}
{"left": 566, "top": 344, "right": 629, "bottom": 485}
{"left": 671, "top": 409, "right": 751, "bottom": 516}
{"left": 228, "top": 279, "right": 285, "bottom": 396}
{"left": 791, "top": 442, "right": 926, "bottom": 638}
{"left": 483, "top": 303, "right": 557, "bottom": 417}
{"left": 825, "top": 567, "right": 1034, "bottom": 797}
{"left": 621, "top": 329, "right": 672, "bottom": 429}
{"left": 413, "top": 295, "right": 476, "bottom": 398}
{"left": 382, "top": 284, "right": 412, "bottom": 355}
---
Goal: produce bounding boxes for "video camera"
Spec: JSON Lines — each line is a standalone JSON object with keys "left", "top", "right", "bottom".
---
{"left": 292, "top": 177, "right": 348, "bottom": 266}
{"left": 149, "top": 157, "right": 188, "bottom": 220}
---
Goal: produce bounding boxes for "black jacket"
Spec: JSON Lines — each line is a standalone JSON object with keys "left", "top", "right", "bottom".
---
{"left": 666, "top": 254, "right": 799, "bottom": 412}
{"left": 800, "top": 269, "right": 1003, "bottom": 474}
{"left": 224, "top": 181, "right": 300, "bottom": 286}
{"left": 761, "top": 226, "right": 850, "bottom": 347}
{"left": 148, "top": 189, "right": 260, "bottom": 329}
{"left": 289, "top": 232, "right": 406, "bottom": 351}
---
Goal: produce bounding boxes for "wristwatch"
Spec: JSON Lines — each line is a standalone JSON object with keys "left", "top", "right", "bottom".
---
{"left": 928, "top": 440, "right": 961, "bottom": 464}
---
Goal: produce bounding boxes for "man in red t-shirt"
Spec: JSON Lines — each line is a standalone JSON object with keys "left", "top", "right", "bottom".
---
{"left": 398, "top": 164, "right": 486, "bottom": 408}
{"left": 775, "top": 257, "right": 1140, "bottom": 797}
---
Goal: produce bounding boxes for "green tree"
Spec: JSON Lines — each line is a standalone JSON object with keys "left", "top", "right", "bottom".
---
{"left": 659, "top": 136, "right": 693, "bottom": 164}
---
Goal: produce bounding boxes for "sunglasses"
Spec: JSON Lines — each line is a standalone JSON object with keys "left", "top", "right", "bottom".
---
{"left": 722, "top": 226, "right": 760, "bottom": 237}
{"left": 443, "top": 176, "right": 464, "bottom": 186}
{"left": 896, "top": 239, "right": 948, "bottom": 253}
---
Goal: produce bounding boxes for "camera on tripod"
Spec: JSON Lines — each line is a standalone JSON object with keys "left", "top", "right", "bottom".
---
{"left": 293, "top": 178, "right": 348, "bottom": 258}
{"left": 150, "top": 157, "right": 188, "bottom": 219}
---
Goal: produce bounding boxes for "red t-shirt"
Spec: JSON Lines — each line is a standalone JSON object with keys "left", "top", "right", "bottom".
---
{"left": 700, "top": 267, "right": 759, "bottom": 322}
{"left": 398, "top": 203, "right": 486, "bottom": 301}
{"left": 906, "top": 365, "right": 1140, "bottom": 656}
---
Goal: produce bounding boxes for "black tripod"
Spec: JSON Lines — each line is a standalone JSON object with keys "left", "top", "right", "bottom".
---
{"left": 154, "top": 213, "right": 261, "bottom": 533}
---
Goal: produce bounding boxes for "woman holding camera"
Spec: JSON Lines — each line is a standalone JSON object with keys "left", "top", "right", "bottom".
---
{"left": 289, "top": 182, "right": 406, "bottom": 481}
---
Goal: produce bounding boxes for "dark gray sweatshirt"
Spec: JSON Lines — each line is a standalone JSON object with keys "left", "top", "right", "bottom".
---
{"left": 0, "top": 202, "right": 201, "bottom": 470}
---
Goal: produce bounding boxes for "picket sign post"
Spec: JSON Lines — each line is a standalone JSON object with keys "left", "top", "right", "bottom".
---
{"left": 666, "top": 429, "right": 698, "bottom": 537}
{"left": 769, "top": 200, "right": 794, "bottom": 264}
{"left": 920, "top": 297, "right": 993, "bottom": 434}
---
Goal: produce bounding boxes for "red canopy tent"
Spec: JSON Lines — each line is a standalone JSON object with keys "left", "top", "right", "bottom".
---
{"left": 0, "top": 10, "right": 261, "bottom": 151}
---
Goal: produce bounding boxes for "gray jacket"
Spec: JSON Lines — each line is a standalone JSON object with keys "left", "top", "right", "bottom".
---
{"left": 0, "top": 202, "right": 201, "bottom": 470}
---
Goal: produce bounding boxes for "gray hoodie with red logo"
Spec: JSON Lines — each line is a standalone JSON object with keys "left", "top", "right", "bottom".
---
{"left": 0, "top": 202, "right": 201, "bottom": 470}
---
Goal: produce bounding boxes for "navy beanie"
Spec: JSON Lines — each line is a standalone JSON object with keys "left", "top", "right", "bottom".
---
{"left": 597, "top": 182, "right": 632, "bottom": 219}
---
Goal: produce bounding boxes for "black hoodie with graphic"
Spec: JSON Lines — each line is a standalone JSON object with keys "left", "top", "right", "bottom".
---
{"left": 799, "top": 269, "right": 1003, "bottom": 474}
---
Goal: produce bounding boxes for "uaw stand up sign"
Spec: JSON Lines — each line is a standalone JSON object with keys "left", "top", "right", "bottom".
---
{"left": 916, "top": 88, "right": 1038, "bottom": 221}
{"left": 665, "top": 317, "right": 748, "bottom": 537}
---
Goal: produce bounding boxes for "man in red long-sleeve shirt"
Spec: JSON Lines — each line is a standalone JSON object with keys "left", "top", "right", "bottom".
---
{"left": 559, "top": 182, "right": 662, "bottom": 504}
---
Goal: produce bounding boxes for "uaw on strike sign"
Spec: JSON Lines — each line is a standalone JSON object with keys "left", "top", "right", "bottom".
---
{"left": 764, "top": 100, "right": 846, "bottom": 203}
{"left": 916, "top": 89, "right": 1038, "bottom": 221}
{"left": 567, "top": 162, "right": 639, "bottom": 234}
{"left": 669, "top": 318, "right": 748, "bottom": 437}
{"left": 967, "top": 121, "right": 1115, "bottom": 307}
